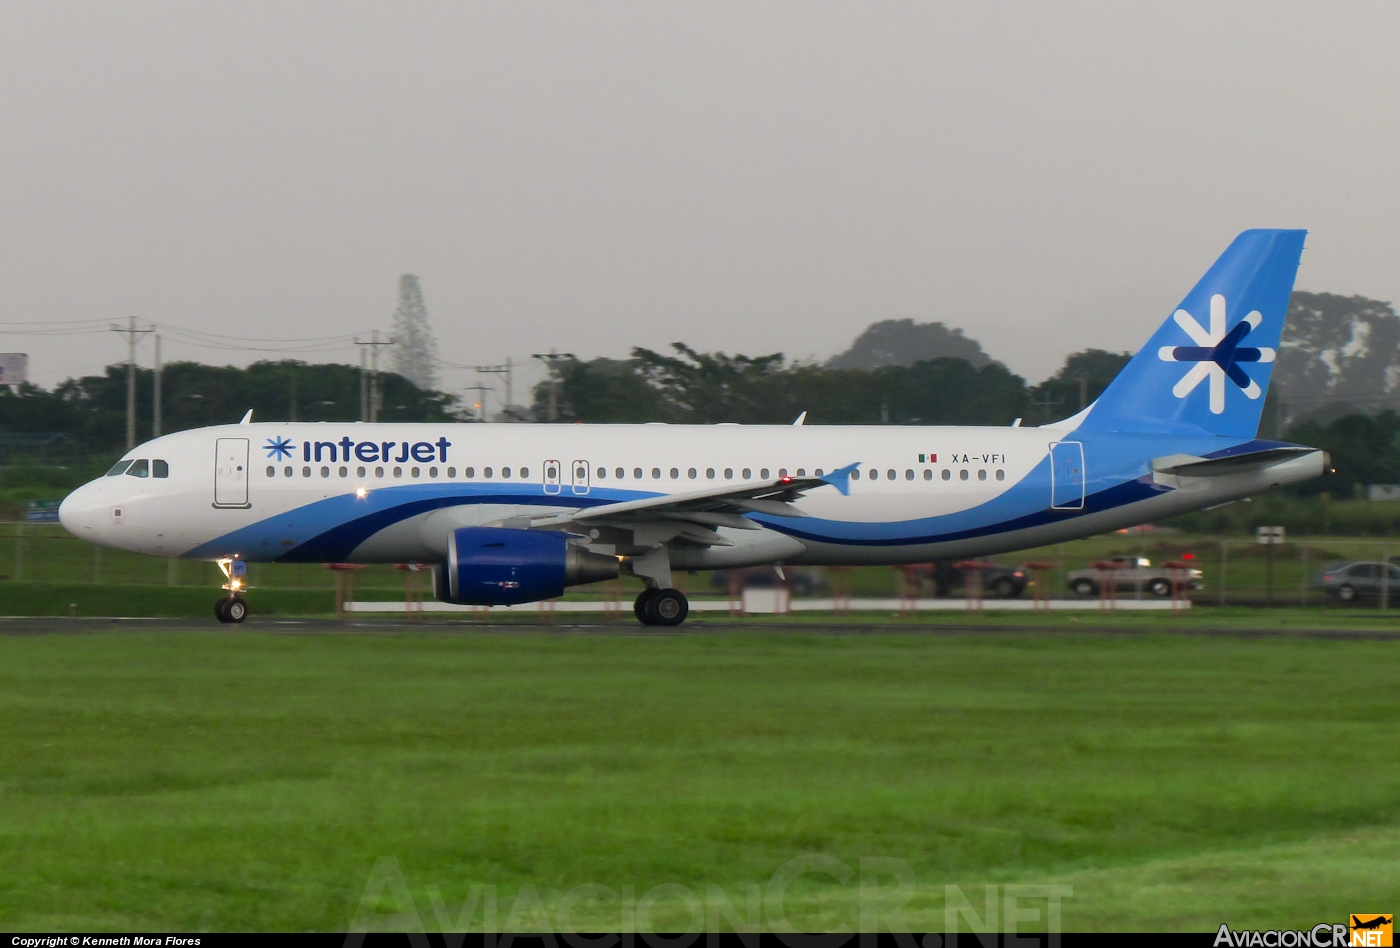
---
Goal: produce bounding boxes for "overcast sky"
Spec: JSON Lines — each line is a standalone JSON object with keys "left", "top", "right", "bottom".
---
{"left": 1, "top": 2, "right": 1397, "bottom": 405}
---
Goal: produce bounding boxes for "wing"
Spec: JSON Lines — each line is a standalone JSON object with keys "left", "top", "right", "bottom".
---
{"left": 527, "top": 464, "right": 857, "bottom": 549}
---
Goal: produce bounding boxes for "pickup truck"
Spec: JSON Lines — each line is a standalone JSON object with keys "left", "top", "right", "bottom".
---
{"left": 1066, "top": 556, "right": 1204, "bottom": 598}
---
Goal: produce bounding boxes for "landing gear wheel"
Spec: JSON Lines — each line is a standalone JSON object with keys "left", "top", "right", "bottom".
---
{"left": 648, "top": 589, "right": 689, "bottom": 627}
{"left": 215, "top": 596, "right": 248, "bottom": 624}
{"left": 634, "top": 589, "right": 661, "bottom": 624}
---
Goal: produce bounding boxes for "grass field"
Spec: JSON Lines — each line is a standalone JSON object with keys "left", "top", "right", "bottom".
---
{"left": 1, "top": 625, "right": 1397, "bottom": 932}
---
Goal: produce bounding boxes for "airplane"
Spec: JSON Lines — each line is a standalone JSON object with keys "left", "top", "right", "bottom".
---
{"left": 59, "top": 229, "right": 1327, "bottom": 626}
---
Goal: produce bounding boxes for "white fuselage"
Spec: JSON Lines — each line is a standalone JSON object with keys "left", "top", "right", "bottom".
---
{"left": 59, "top": 421, "right": 1324, "bottom": 571}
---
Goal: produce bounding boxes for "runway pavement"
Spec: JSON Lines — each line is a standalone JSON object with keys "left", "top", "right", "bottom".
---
{"left": 2, "top": 613, "right": 1399, "bottom": 639}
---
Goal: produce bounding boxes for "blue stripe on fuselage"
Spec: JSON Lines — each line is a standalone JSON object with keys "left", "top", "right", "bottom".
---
{"left": 183, "top": 433, "right": 1282, "bottom": 561}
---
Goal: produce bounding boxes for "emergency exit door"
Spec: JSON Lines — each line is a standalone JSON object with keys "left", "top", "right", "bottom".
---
{"left": 571, "top": 459, "right": 590, "bottom": 495}
{"left": 214, "top": 438, "right": 250, "bottom": 508}
{"left": 1049, "top": 441, "right": 1085, "bottom": 510}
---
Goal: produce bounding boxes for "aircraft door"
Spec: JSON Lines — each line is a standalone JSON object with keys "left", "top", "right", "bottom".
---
{"left": 543, "top": 459, "right": 562, "bottom": 495}
{"left": 571, "top": 459, "right": 590, "bottom": 495}
{"left": 214, "top": 438, "right": 251, "bottom": 508}
{"left": 1049, "top": 441, "right": 1085, "bottom": 510}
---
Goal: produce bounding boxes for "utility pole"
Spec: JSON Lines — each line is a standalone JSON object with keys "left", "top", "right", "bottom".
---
{"left": 1078, "top": 376, "right": 1089, "bottom": 411}
{"left": 111, "top": 316, "right": 153, "bottom": 450}
{"left": 531, "top": 349, "right": 574, "bottom": 423}
{"left": 354, "top": 332, "right": 394, "bottom": 423}
{"left": 463, "top": 384, "right": 492, "bottom": 422}
{"left": 473, "top": 359, "right": 515, "bottom": 422}
{"left": 358, "top": 345, "right": 368, "bottom": 422}
{"left": 153, "top": 334, "right": 162, "bottom": 438}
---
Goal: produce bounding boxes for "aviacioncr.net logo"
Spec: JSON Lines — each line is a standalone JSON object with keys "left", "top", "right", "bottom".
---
{"left": 1157, "top": 293, "right": 1277, "bottom": 414}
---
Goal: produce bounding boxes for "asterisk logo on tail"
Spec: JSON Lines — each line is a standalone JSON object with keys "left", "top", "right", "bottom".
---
{"left": 1157, "top": 293, "right": 1276, "bottom": 414}
{"left": 264, "top": 436, "right": 294, "bottom": 461}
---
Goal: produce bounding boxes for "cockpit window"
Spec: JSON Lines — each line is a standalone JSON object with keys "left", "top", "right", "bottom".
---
{"left": 126, "top": 459, "right": 150, "bottom": 478}
{"left": 153, "top": 459, "right": 169, "bottom": 478}
{"left": 106, "top": 460, "right": 133, "bottom": 477}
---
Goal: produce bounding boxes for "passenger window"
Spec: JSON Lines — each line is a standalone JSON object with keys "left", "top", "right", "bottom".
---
{"left": 886, "top": 469, "right": 895, "bottom": 480}
{"left": 465, "top": 467, "right": 475, "bottom": 478}
{"left": 942, "top": 469, "right": 951, "bottom": 481}
{"left": 760, "top": 468, "right": 769, "bottom": 479}
{"left": 447, "top": 467, "right": 456, "bottom": 477}
{"left": 905, "top": 470, "right": 913, "bottom": 480}
{"left": 924, "top": 470, "right": 933, "bottom": 481}
{"left": 502, "top": 467, "right": 511, "bottom": 478}
{"left": 303, "top": 466, "right": 311, "bottom": 477}
{"left": 796, "top": 468, "right": 805, "bottom": 476}
{"left": 153, "top": 459, "right": 169, "bottom": 478}
{"left": 670, "top": 468, "right": 679, "bottom": 479}
{"left": 652, "top": 468, "right": 661, "bottom": 479}
{"left": 411, "top": 467, "right": 420, "bottom": 478}
{"left": 996, "top": 470, "right": 1005, "bottom": 481}
{"left": 688, "top": 468, "right": 697, "bottom": 479}
{"left": 742, "top": 468, "right": 752, "bottom": 479}
{"left": 483, "top": 467, "right": 493, "bottom": 478}
{"left": 779, "top": 468, "right": 788, "bottom": 477}
{"left": 959, "top": 469, "right": 969, "bottom": 481}
{"left": 266, "top": 466, "right": 275, "bottom": 477}
{"left": 284, "top": 466, "right": 293, "bottom": 477}
{"left": 615, "top": 468, "right": 624, "bottom": 479}
{"left": 375, "top": 466, "right": 385, "bottom": 478}
{"left": 339, "top": 467, "right": 348, "bottom": 478}
{"left": 725, "top": 468, "right": 733, "bottom": 479}
{"left": 126, "top": 459, "right": 150, "bottom": 478}
{"left": 814, "top": 469, "right": 823, "bottom": 477}
{"left": 597, "top": 467, "right": 607, "bottom": 479}
{"left": 106, "top": 460, "right": 133, "bottom": 476}
{"left": 520, "top": 467, "right": 529, "bottom": 478}
{"left": 358, "top": 466, "right": 367, "bottom": 477}
{"left": 978, "top": 470, "right": 987, "bottom": 481}
{"left": 429, "top": 467, "right": 438, "bottom": 478}
{"left": 706, "top": 468, "right": 715, "bottom": 479}
{"left": 393, "top": 467, "right": 403, "bottom": 478}
{"left": 633, "top": 468, "right": 643, "bottom": 479}
{"left": 321, "top": 466, "right": 330, "bottom": 478}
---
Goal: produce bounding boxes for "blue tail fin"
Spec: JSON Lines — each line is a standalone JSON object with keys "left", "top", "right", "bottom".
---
{"left": 1078, "top": 229, "right": 1306, "bottom": 437}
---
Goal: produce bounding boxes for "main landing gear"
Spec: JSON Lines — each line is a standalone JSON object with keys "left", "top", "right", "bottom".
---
{"left": 214, "top": 557, "right": 249, "bottom": 625}
{"left": 634, "top": 587, "right": 689, "bottom": 627}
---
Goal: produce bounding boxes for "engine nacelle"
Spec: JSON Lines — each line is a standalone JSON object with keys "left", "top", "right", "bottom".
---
{"left": 439, "top": 526, "right": 619, "bottom": 606}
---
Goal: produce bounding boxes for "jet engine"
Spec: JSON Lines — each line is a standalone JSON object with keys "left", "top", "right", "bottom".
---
{"left": 437, "top": 526, "right": 619, "bottom": 606}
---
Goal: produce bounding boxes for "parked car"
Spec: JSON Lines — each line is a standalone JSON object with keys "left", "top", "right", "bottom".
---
{"left": 931, "top": 561, "right": 1028, "bottom": 598}
{"left": 1314, "top": 561, "right": 1400, "bottom": 602}
{"left": 1066, "top": 556, "right": 1203, "bottom": 598}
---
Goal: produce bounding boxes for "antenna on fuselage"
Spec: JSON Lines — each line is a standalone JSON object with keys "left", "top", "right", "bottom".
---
{"left": 238, "top": 410, "right": 253, "bottom": 425}
{"left": 792, "top": 411, "right": 807, "bottom": 426}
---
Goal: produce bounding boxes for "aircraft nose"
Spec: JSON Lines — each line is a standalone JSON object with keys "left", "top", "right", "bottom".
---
{"left": 59, "top": 482, "right": 107, "bottom": 538}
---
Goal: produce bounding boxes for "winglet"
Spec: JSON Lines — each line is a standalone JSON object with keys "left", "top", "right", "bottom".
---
{"left": 820, "top": 462, "right": 860, "bottom": 496}
{"left": 793, "top": 411, "right": 807, "bottom": 426}
{"left": 239, "top": 410, "right": 253, "bottom": 425}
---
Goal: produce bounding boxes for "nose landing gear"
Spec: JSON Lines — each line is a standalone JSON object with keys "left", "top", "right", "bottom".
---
{"left": 634, "top": 587, "right": 689, "bottom": 627}
{"left": 214, "top": 557, "right": 249, "bottom": 624}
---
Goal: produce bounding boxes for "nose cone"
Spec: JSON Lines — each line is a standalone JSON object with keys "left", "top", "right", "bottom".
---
{"left": 59, "top": 481, "right": 107, "bottom": 539}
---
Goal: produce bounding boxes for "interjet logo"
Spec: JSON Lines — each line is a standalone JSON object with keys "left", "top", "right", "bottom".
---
{"left": 1157, "top": 293, "right": 1276, "bottom": 414}
{"left": 264, "top": 436, "right": 294, "bottom": 461}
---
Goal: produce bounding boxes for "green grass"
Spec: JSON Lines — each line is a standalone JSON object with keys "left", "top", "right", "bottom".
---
{"left": 1, "top": 628, "right": 1397, "bottom": 932}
